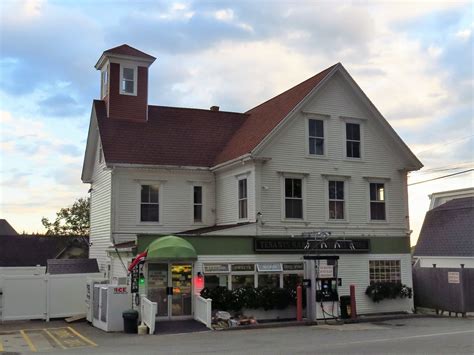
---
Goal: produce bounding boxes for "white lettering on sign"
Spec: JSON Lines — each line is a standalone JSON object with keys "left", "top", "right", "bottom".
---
{"left": 448, "top": 272, "right": 460, "bottom": 284}
{"left": 318, "top": 265, "right": 334, "bottom": 278}
{"left": 257, "top": 263, "right": 283, "bottom": 272}
{"left": 203, "top": 264, "right": 229, "bottom": 273}
{"left": 114, "top": 287, "right": 128, "bottom": 294}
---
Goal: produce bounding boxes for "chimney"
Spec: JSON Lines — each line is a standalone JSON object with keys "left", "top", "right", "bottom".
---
{"left": 95, "top": 44, "right": 156, "bottom": 121}
{"left": 210, "top": 106, "right": 220, "bottom": 112}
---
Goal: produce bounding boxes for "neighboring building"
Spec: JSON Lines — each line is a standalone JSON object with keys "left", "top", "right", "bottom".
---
{"left": 0, "top": 219, "right": 18, "bottom": 235}
{"left": 428, "top": 188, "right": 474, "bottom": 210}
{"left": 0, "top": 235, "right": 89, "bottom": 267}
{"left": 82, "top": 44, "right": 422, "bottom": 317}
{"left": 414, "top": 196, "right": 474, "bottom": 268}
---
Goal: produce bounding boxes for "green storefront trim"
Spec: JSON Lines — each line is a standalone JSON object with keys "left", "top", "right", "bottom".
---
{"left": 137, "top": 235, "right": 410, "bottom": 255}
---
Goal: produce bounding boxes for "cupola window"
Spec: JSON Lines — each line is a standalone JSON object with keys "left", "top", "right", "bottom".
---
{"left": 121, "top": 67, "right": 136, "bottom": 95}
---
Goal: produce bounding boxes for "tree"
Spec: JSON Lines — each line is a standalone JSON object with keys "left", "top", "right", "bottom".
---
{"left": 42, "top": 197, "right": 90, "bottom": 236}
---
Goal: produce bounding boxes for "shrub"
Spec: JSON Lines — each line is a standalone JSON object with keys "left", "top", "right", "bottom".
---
{"left": 200, "top": 286, "right": 296, "bottom": 311}
{"left": 365, "top": 282, "right": 413, "bottom": 303}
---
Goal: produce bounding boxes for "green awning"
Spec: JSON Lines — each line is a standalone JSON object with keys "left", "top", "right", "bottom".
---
{"left": 146, "top": 235, "right": 197, "bottom": 261}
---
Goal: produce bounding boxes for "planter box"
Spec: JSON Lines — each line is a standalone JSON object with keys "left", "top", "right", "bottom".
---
{"left": 241, "top": 305, "right": 306, "bottom": 321}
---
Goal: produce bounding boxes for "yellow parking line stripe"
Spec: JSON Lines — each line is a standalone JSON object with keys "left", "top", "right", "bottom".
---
{"left": 43, "top": 328, "right": 67, "bottom": 350}
{"left": 20, "top": 329, "right": 37, "bottom": 352}
{"left": 67, "top": 327, "right": 98, "bottom": 347}
{"left": 0, "top": 338, "right": 4, "bottom": 352}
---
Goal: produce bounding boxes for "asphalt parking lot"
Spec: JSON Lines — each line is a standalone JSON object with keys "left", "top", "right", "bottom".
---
{"left": 0, "top": 316, "right": 473, "bottom": 354}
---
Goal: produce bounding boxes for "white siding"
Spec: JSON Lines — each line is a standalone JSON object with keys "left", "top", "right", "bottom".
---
{"left": 215, "top": 162, "right": 256, "bottom": 225}
{"left": 89, "top": 139, "right": 112, "bottom": 273}
{"left": 256, "top": 72, "right": 409, "bottom": 236}
{"left": 112, "top": 168, "right": 215, "bottom": 238}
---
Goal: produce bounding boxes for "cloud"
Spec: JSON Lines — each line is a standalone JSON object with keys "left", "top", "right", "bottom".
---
{"left": 37, "top": 94, "right": 86, "bottom": 117}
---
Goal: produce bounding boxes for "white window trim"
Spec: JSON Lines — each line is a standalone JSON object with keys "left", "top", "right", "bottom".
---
{"left": 341, "top": 117, "right": 365, "bottom": 161}
{"left": 280, "top": 173, "right": 307, "bottom": 222}
{"left": 322, "top": 175, "right": 350, "bottom": 223}
{"left": 191, "top": 184, "right": 205, "bottom": 225}
{"left": 237, "top": 177, "right": 249, "bottom": 222}
{"left": 305, "top": 114, "right": 330, "bottom": 159}
{"left": 368, "top": 258, "right": 402, "bottom": 284}
{"left": 136, "top": 180, "right": 165, "bottom": 225}
{"left": 366, "top": 179, "right": 390, "bottom": 224}
{"left": 120, "top": 64, "right": 138, "bottom": 96}
{"left": 100, "top": 64, "right": 109, "bottom": 99}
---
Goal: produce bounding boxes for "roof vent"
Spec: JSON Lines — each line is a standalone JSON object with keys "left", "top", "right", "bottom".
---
{"left": 210, "top": 106, "right": 220, "bottom": 112}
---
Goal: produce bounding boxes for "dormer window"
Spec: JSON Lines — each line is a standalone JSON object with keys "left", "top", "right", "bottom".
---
{"left": 121, "top": 66, "right": 136, "bottom": 95}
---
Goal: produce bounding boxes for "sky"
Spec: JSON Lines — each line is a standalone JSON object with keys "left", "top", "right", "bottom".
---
{"left": 0, "top": 0, "right": 472, "bottom": 245}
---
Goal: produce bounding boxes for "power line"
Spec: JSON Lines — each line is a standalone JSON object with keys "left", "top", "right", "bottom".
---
{"left": 411, "top": 162, "right": 474, "bottom": 175}
{"left": 408, "top": 169, "right": 474, "bottom": 186}
{"left": 414, "top": 135, "right": 473, "bottom": 157}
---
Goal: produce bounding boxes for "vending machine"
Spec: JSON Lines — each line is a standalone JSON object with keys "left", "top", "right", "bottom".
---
{"left": 92, "top": 284, "right": 131, "bottom": 332}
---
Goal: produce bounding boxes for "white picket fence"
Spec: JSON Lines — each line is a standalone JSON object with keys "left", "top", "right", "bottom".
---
{"left": 140, "top": 295, "right": 157, "bottom": 334}
{"left": 1, "top": 272, "right": 102, "bottom": 321}
{"left": 194, "top": 296, "right": 212, "bottom": 329}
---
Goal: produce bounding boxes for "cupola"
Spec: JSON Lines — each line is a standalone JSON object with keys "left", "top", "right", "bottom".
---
{"left": 95, "top": 44, "right": 156, "bottom": 121}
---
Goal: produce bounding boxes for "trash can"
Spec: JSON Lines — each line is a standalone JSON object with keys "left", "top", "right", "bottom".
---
{"left": 340, "top": 296, "right": 351, "bottom": 319}
{"left": 123, "top": 309, "right": 139, "bottom": 333}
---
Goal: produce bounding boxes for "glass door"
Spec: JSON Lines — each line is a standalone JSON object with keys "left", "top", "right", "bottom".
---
{"left": 171, "top": 264, "right": 192, "bottom": 318}
{"left": 148, "top": 263, "right": 169, "bottom": 318}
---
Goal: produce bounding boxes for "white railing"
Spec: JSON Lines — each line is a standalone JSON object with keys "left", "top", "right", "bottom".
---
{"left": 141, "top": 295, "right": 157, "bottom": 335}
{"left": 194, "top": 296, "right": 212, "bottom": 329}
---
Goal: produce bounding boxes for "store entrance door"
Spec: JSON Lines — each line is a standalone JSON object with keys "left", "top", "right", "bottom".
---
{"left": 148, "top": 263, "right": 193, "bottom": 320}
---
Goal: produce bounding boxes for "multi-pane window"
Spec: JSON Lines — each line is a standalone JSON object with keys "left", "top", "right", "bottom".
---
{"left": 238, "top": 179, "right": 248, "bottom": 219}
{"left": 140, "top": 185, "right": 159, "bottom": 222}
{"left": 285, "top": 178, "right": 303, "bottom": 219}
{"left": 346, "top": 123, "right": 361, "bottom": 158}
{"left": 328, "top": 181, "right": 344, "bottom": 219}
{"left": 101, "top": 66, "right": 108, "bottom": 98}
{"left": 309, "top": 119, "right": 324, "bottom": 155}
{"left": 369, "top": 260, "right": 401, "bottom": 284}
{"left": 193, "top": 186, "right": 203, "bottom": 223}
{"left": 370, "top": 183, "right": 386, "bottom": 220}
{"left": 122, "top": 67, "right": 135, "bottom": 94}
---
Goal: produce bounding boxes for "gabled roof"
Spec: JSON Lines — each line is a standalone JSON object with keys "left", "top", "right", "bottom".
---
{"left": 96, "top": 101, "right": 247, "bottom": 167}
{"left": 214, "top": 64, "right": 337, "bottom": 164}
{"left": 103, "top": 44, "right": 156, "bottom": 61}
{"left": 0, "top": 219, "right": 18, "bottom": 235}
{"left": 84, "top": 62, "right": 422, "bottom": 175}
{"left": 414, "top": 197, "right": 474, "bottom": 257}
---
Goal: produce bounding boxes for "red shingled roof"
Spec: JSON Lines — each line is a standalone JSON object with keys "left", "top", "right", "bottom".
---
{"left": 96, "top": 101, "right": 247, "bottom": 167}
{"left": 103, "top": 44, "right": 156, "bottom": 61}
{"left": 215, "top": 64, "right": 337, "bottom": 164}
{"left": 96, "top": 63, "right": 336, "bottom": 167}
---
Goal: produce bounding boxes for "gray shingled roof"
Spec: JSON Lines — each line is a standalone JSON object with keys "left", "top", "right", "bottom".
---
{"left": 47, "top": 259, "right": 99, "bottom": 274}
{"left": 414, "top": 197, "right": 474, "bottom": 257}
{"left": 0, "top": 219, "right": 18, "bottom": 235}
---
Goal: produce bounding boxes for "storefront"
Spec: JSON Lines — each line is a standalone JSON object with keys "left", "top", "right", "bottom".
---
{"left": 136, "top": 234, "right": 413, "bottom": 319}
{"left": 142, "top": 236, "right": 197, "bottom": 320}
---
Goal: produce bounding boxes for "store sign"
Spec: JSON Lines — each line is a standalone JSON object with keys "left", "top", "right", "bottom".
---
{"left": 254, "top": 238, "right": 370, "bottom": 253}
{"left": 203, "top": 264, "right": 229, "bottom": 273}
{"left": 318, "top": 265, "right": 334, "bottom": 278}
{"left": 283, "top": 263, "right": 304, "bottom": 271}
{"left": 231, "top": 264, "right": 255, "bottom": 272}
{"left": 448, "top": 272, "right": 460, "bottom": 284}
{"left": 257, "top": 263, "right": 283, "bottom": 272}
{"left": 114, "top": 287, "right": 128, "bottom": 294}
